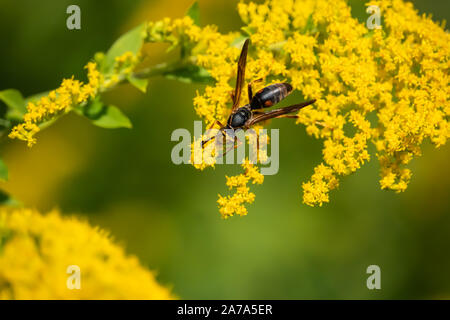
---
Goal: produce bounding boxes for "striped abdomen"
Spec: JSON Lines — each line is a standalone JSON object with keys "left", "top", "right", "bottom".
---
{"left": 250, "top": 83, "right": 293, "bottom": 109}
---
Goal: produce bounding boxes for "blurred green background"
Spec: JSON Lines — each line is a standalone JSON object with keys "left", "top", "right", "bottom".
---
{"left": 1, "top": 0, "right": 449, "bottom": 299}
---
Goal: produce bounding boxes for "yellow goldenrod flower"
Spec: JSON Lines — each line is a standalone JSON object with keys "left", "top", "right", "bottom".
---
{"left": 102, "top": 51, "right": 141, "bottom": 89}
{"left": 178, "top": 0, "right": 449, "bottom": 210}
{"left": 0, "top": 207, "right": 173, "bottom": 299}
{"left": 8, "top": 0, "right": 449, "bottom": 215}
{"left": 218, "top": 160, "right": 264, "bottom": 218}
{"left": 141, "top": 0, "right": 449, "bottom": 213}
{"left": 9, "top": 63, "right": 102, "bottom": 147}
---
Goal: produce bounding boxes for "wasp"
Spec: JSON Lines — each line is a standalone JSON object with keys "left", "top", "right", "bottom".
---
{"left": 202, "top": 38, "right": 316, "bottom": 148}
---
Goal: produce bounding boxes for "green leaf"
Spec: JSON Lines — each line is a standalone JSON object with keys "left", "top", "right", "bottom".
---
{"left": 0, "top": 89, "right": 26, "bottom": 121}
{"left": 186, "top": 1, "right": 200, "bottom": 26}
{"left": 164, "top": 64, "right": 214, "bottom": 84}
{"left": 241, "top": 26, "right": 256, "bottom": 36}
{"left": 103, "top": 23, "right": 145, "bottom": 74}
{"left": 127, "top": 75, "right": 148, "bottom": 93}
{"left": 78, "top": 99, "right": 132, "bottom": 129}
{"left": 0, "top": 189, "right": 20, "bottom": 207}
{"left": 0, "top": 158, "right": 8, "bottom": 182}
{"left": 231, "top": 35, "right": 248, "bottom": 48}
{"left": 91, "top": 105, "right": 132, "bottom": 129}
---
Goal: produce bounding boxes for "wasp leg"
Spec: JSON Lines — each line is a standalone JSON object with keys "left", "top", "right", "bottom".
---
{"left": 208, "top": 120, "right": 225, "bottom": 130}
{"left": 232, "top": 128, "right": 243, "bottom": 145}
{"left": 202, "top": 120, "right": 227, "bottom": 147}
{"left": 230, "top": 91, "right": 235, "bottom": 102}
{"left": 219, "top": 134, "right": 243, "bottom": 158}
{"left": 248, "top": 78, "right": 263, "bottom": 102}
{"left": 216, "top": 128, "right": 243, "bottom": 158}
{"left": 220, "top": 143, "right": 236, "bottom": 158}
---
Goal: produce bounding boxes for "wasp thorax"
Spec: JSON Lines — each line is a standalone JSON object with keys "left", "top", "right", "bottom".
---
{"left": 228, "top": 107, "right": 252, "bottom": 128}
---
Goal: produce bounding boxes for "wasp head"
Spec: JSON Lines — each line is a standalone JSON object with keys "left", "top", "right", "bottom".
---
{"left": 227, "top": 106, "right": 251, "bottom": 129}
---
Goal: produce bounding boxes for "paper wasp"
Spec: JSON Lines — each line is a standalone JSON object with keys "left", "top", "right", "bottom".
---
{"left": 202, "top": 38, "right": 316, "bottom": 149}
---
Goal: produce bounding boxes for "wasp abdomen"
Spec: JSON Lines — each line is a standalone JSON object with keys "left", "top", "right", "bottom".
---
{"left": 250, "top": 83, "right": 293, "bottom": 109}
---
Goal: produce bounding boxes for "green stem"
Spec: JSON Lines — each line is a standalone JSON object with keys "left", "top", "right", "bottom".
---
{"left": 133, "top": 56, "right": 198, "bottom": 79}
{"left": 100, "top": 56, "right": 197, "bottom": 93}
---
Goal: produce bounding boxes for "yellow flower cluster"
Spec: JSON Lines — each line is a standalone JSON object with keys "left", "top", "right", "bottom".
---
{"left": 0, "top": 207, "right": 173, "bottom": 299}
{"left": 368, "top": 0, "right": 449, "bottom": 193}
{"left": 217, "top": 160, "right": 264, "bottom": 218}
{"left": 145, "top": 16, "right": 270, "bottom": 216}
{"left": 102, "top": 51, "right": 142, "bottom": 89}
{"left": 177, "top": 0, "right": 448, "bottom": 209}
{"left": 190, "top": 136, "right": 217, "bottom": 170}
{"left": 146, "top": 17, "right": 239, "bottom": 125}
{"left": 8, "top": 62, "right": 101, "bottom": 147}
{"left": 9, "top": 0, "right": 448, "bottom": 214}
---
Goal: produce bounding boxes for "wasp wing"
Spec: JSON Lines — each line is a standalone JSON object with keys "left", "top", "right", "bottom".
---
{"left": 245, "top": 99, "right": 316, "bottom": 127}
{"left": 231, "top": 39, "right": 249, "bottom": 112}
